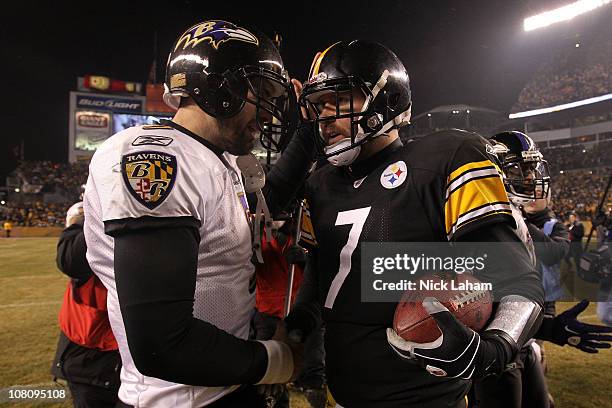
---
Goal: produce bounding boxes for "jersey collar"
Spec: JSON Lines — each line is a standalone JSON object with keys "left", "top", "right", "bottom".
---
{"left": 346, "top": 138, "right": 403, "bottom": 179}
{"left": 160, "top": 119, "right": 224, "bottom": 158}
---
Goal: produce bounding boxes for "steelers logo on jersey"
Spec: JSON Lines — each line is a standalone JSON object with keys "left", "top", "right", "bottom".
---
{"left": 380, "top": 160, "right": 407, "bottom": 189}
{"left": 121, "top": 151, "right": 177, "bottom": 210}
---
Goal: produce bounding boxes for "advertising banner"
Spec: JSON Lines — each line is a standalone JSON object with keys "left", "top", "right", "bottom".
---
{"left": 76, "top": 94, "right": 143, "bottom": 114}
{"left": 74, "top": 111, "right": 111, "bottom": 151}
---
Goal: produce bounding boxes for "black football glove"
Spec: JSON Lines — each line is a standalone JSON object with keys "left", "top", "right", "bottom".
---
{"left": 387, "top": 297, "right": 510, "bottom": 379}
{"left": 540, "top": 300, "right": 612, "bottom": 353}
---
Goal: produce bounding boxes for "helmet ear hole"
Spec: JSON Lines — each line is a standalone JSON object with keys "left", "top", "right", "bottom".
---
{"left": 191, "top": 72, "right": 246, "bottom": 118}
{"left": 388, "top": 92, "right": 401, "bottom": 110}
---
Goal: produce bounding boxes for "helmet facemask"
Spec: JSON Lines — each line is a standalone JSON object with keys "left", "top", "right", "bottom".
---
{"left": 300, "top": 70, "right": 407, "bottom": 166}
{"left": 237, "top": 66, "right": 294, "bottom": 153}
{"left": 503, "top": 153, "right": 551, "bottom": 206}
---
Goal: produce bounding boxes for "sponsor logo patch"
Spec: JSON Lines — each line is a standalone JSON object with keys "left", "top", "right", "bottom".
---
{"left": 121, "top": 151, "right": 177, "bottom": 209}
{"left": 132, "top": 135, "right": 174, "bottom": 147}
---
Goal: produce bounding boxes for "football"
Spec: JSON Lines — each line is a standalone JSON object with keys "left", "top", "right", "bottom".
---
{"left": 393, "top": 273, "right": 493, "bottom": 343}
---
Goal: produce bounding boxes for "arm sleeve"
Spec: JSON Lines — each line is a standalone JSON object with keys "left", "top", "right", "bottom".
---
{"left": 56, "top": 224, "right": 93, "bottom": 283}
{"left": 444, "top": 134, "right": 515, "bottom": 241}
{"left": 111, "top": 219, "right": 271, "bottom": 386}
{"left": 456, "top": 222, "right": 544, "bottom": 308}
{"left": 264, "top": 123, "right": 316, "bottom": 217}
{"left": 458, "top": 222, "right": 544, "bottom": 374}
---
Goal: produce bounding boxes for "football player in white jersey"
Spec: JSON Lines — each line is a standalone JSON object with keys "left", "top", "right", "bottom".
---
{"left": 83, "top": 20, "right": 313, "bottom": 408}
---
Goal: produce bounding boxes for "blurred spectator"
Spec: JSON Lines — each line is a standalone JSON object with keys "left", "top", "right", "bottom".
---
{"left": 566, "top": 212, "right": 585, "bottom": 270}
{"left": 3, "top": 220, "right": 12, "bottom": 237}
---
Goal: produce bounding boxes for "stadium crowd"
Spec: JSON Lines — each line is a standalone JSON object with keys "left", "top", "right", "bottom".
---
{"left": 541, "top": 140, "right": 612, "bottom": 173}
{"left": 1, "top": 161, "right": 88, "bottom": 227}
{"left": 2, "top": 201, "right": 66, "bottom": 227}
{"left": 512, "top": 37, "right": 611, "bottom": 112}
{"left": 12, "top": 160, "right": 88, "bottom": 198}
{"left": 551, "top": 169, "right": 610, "bottom": 220}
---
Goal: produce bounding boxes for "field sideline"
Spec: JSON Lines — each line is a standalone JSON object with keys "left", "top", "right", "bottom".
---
{"left": 0, "top": 238, "right": 610, "bottom": 407}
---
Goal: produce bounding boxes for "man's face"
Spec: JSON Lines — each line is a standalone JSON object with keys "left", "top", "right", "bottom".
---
{"left": 307, "top": 89, "right": 366, "bottom": 146}
{"left": 218, "top": 95, "right": 262, "bottom": 156}
{"left": 219, "top": 80, "right": 285, "bottom": 156}
{"left": 569, "top": 214, "right": 576, "bottom": 223}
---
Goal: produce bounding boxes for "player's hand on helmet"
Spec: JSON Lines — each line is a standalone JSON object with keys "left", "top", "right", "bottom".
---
{"left": 549, "top": 300, "right": 612, "bottom": 353}
{"left": 272, "top": 320, "right": 304, "bottom": 381}
{"left": 291, "top": 78, "right": 308, "bottom": 120}
{"left": 386, "top": 297, "right": 482, "bottom": 379}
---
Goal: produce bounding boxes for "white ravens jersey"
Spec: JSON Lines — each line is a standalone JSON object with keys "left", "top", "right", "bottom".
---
{"left": 510, "top": 202, "right": 536, "bottom": 268}
{"left": 83, "top": 123, "right": 254, "bottom": 407}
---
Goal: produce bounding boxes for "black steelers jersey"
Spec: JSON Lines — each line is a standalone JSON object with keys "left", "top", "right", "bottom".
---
{"left": 300, "top": 130, "right": 517, "bottom": 407}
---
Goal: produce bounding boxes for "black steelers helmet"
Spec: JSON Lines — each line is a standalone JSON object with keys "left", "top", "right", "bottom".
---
{"left": 164, "top": 20, "right": 294, "bottom": 152}
{"left": 300, "top": 40, "right": 412, "bottom": 164}
{"left": 490, "top": 131, "right": 551, "bottom": 205}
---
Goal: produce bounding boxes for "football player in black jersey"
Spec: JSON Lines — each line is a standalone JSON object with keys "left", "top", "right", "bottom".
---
{"left": 289, "top": 41, "right": 545, "bottom": 408}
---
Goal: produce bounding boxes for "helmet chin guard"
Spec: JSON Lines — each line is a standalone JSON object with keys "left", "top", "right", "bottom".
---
{"left": 324, "top": 134, "right": 365, "bottom": 166}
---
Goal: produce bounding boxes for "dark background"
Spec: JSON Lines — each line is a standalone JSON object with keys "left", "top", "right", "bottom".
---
{"left": 1, "top": 0, "right": 609, "bottom": 164}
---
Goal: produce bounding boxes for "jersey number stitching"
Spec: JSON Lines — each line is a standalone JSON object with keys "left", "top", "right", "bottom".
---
{"left": 324, "top": 207, "right": 372, "bottom": 309}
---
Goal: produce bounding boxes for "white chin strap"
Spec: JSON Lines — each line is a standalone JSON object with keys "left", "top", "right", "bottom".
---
{"left": 509, "top": 192, "right": 534, "bottom": 207}
{"left": 324, "top": 134, "right": 365, "bottom": 166}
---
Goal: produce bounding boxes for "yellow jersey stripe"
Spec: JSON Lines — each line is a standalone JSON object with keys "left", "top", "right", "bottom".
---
{"left": 445, "top": 168, "right": 501, "bottom": 200}
{"left": 448, "top": 159, "right": 501, "bottom": 185}
{"left": 447, "top": 208, "right": 513, "bottom": 239}
{"left": 445, "top": 176, "right": 509, "bottom": 234}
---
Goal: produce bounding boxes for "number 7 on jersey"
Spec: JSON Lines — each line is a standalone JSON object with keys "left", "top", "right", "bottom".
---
{"left": 324, "top": 207, "right": 372, "bottom": 309}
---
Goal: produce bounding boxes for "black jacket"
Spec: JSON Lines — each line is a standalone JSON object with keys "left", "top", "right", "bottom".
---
{"left": 525, "top": 208, "right": 570, "bottom": 267}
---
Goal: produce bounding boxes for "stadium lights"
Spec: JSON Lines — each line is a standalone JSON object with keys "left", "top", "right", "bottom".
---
{"left": 508, "top": 93, "right": 612, "bottom": 118}
{"left": 0, "top": 200, "right": 5, "bottom": 205}
{"left": 523, "top": 0, "right": 612, "bottom": 31}
{"left": 14, "top": 188, "right": 20, "bottom": 193}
